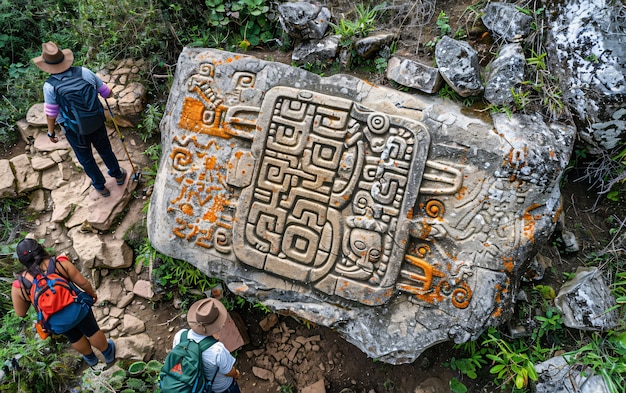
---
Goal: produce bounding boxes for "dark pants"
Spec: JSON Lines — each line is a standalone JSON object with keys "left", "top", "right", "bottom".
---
{"left": 63, "top": 124, "right": 122, "bottom": 190}
{"left": 218, "top": 380, "right": 241, "bottom": 393}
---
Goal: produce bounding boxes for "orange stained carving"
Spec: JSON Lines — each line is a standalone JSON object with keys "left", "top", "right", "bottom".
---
{"left": 406, "top": 208, "right": 413, "bottom": 219}
{"left": 425, "top": 200, "right": 445, "bottom": 218}
{"left": 450, "top": 282, "right": 472, "bottom": 309}
{"left": 179, "top": 97, "right": 232, "bottom": 139}
{"left": 399, "top": 255, "right": 446, "bottom": 304}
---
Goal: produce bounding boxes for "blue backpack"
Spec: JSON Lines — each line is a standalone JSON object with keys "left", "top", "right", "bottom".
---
{"left": 160, "top": 330, "right": 217, "bottom": 393}
{"left": 47, "top": 66, "right": 105, "bottom": 135}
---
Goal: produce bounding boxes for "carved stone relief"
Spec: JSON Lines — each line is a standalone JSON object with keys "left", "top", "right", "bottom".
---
{"left": 149, "top": 48, "right": 575, "bottom": 363}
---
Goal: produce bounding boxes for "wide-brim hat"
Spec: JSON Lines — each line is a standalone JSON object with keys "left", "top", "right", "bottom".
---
{"left": 32, "top": 41, "right": 73, "bottom": 74}
{"left": 187, "top": 298, "right": 228, "bottom": 336}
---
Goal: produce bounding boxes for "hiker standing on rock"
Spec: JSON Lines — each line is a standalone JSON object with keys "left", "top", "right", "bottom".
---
{"left": 169, "top": 298, "right": 242, "bottom": 393}
{"left": 32, "top": 41, "right": 126, "bottom": 197}
{"left": 11, "top": 237, "right": 116, "bottom": 368}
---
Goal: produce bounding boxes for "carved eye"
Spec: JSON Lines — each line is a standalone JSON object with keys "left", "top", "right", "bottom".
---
{"left": 353, "top": 240, "right": 367, "bottom": 252}
{"left": 357, "top": 197, "right": 368, "bottom": 209}
{"left": 369, "top": 249, "right": 381, "bottom": 263}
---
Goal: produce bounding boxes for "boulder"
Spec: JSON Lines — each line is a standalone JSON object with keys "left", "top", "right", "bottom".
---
{"left": 386, "top": 56, "right": 443, "bottom": 94}
{"left": 481, "top": 2, "right": 533, "bottom": 43}
{"left": 545, "top": 0, "right": 626, "bottom": 152}
{"left": 278, "top": 1, "right": 331, "bottom": 41}
{"left": 555, "top": 267, "right": 619, "bottom": 331}
{"left": 0, "top": 159, "right": 16, "bottom": 198}
{"left": 148, "top": 48, "right": 574, "bottom": 364}
{"left": 435, "top": 36, "right": 483, "bottom": 97}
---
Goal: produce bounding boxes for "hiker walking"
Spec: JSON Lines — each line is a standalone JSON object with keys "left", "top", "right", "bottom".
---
{"left": 164, "top": 298, "right": 242, "bottom": 393}
{"left": 11, "top": 237, "right": 116, "bottom": 367}
{"left": 32, "top": 41, "right": 126, "bottom": 197}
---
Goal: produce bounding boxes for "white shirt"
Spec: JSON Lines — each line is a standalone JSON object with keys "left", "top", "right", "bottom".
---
{"left": 172, "top": 329, "right": 235, "bottom": 393}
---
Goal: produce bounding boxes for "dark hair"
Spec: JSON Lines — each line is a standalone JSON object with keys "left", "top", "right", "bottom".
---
{"left": 15, "top": 238, "right": 50, "bottom": 275}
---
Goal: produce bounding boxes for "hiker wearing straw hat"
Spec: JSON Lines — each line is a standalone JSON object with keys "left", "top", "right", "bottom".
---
{"left": 32, "top": 41, "right": 127, "bottom": 197}
{"left": 170, "top": 298, "right": 242, "bottom": 393}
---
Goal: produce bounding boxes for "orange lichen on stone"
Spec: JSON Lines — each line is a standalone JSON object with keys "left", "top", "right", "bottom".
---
{"left": 419, "top": 220, "right": 432, "bottom": 239}
{"left": 202, "top": 194, "right": 228, "bottom": 223}
{"left": 205, "top": 155, "right": 218, "bottom": 170}
{"left": 456, "top": 186, "right": 467, "bottom": 200}
{"left": 522, "top": 203, "right": 542, "bottom": 243}
{"left": 502, "top": 257, "right": 514, "bottom": 273}
{"left": 181, "top": 203, "right": 194, "bottom": 216}
{"left": 406, "top": 208, "right": 413, "bottom": 219}
{"left": 178, "top": 97, "right": 232, "bottom": 139}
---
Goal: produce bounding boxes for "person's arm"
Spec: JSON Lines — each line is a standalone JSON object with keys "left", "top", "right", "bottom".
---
{"left": 11, "top": 281, "right": 31, "bottom": 317}
{"left": 43, "top": 82, "right": 59, "bottom": 143}
{"left": 46, "top": 115, "right": 58, "bottom": 143}
{"left": 57, "top": 259, "right": 98, "bottom": 302}
{"left": 224, "top": 366, "right": 241, "bottom": 379}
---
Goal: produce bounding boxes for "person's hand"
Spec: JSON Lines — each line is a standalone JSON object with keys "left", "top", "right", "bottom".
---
{"left": 234, "top": 369, "right": 241, "bottom": 379}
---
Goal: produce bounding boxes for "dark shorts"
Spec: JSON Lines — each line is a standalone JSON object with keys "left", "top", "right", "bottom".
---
{"left": 62, "top": 308, "right": 100, "bottom": 343}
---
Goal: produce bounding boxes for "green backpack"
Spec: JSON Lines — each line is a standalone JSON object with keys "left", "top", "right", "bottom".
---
{"left": 160, "top": 330, "right": 217, "bottom": 393}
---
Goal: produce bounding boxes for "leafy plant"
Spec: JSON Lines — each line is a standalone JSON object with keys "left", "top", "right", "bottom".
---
{"left": 0, "top": 309, "right": 81, "bottom": 392}
{"left": 138, "top": 103, "right": 163, "bottom": 143}
{"left": 279, "top": 384, "right": 294, "bottom": 393}
{"left": 483, "top": 329, "right": 538, "bottom": 390}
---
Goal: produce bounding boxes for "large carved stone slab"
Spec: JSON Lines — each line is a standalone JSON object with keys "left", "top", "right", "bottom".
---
{"left": 148, "top": 48, "right": 575, "bottom": 364}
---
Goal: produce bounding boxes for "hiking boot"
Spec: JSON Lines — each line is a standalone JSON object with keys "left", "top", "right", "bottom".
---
{"left": 83, "top": 352, "right": 99, "bottom": 367}
{"left": 95, "top": 186, "right": 110, "bottom": 197}
{"left": 115, "top": 168, "right": 127, "bottom": 186}
{"left": 104, "top": 339, "right": 116, "bottom": 365}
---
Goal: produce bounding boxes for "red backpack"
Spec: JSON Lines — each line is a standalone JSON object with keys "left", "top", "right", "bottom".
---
{"left": 27, "top": 257, "right": 79, "bottom": 331}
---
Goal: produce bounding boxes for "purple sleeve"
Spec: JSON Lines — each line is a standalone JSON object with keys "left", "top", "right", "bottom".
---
{"left": 44, "top": 103, "right": 59, "bottom": 117}
{"left": 98, "top": 84, "right": 111, "bottom": 98}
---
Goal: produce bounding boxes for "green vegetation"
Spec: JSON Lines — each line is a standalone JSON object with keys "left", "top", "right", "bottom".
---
{"left": 0, "top": 310, "right": 81, "bottom": 392}
{"left": 81, "top": 359, "right": 163, "bottom": 392}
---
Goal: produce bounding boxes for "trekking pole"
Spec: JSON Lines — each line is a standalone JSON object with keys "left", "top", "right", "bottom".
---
{"left": 104, "top": 99, "right": 141, "bottom": 182}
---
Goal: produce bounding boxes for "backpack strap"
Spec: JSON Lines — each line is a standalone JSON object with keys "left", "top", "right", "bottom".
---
{"left": 47, "top": 66, "right": 80, "bottom": 87}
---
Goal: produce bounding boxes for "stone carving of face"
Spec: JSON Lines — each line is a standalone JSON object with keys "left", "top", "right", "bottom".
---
{"left": 349, "top": 227, "right": 382, "bottom": 273}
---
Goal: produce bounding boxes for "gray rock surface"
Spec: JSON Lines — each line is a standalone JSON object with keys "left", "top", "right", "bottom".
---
{"left": 278, "top": 1, "right": 331, "bottom": 41}
{"left": 555, "top": 266, "right": 619, "bottom": 331}
{"left": 434, "top": 36, "right": 483, "bottom": 97}
{"left": 386, "top": 56, "right": 443, "bottom": 94}
{"left": 292, "top": 35, "right": 340, "bottom": 65}
{"left": 546, "top": 0, "right": 626, "bottom": 151}
{"left": 535, "top": 355, "right": 610, "bottom": 393}
{"left": 485, "top": 43, "right": 526, "bottom": 106}
{"left": 148, "top": 48, "right": 575, "bottom": 363}
{"left": 481, "top": 2, "right": 533, "bottom": 43}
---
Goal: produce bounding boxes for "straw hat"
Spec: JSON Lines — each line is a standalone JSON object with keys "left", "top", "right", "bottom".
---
{"left": 187, "top": 298, "right": 228, "bottom": 336}
{"left": 32, "top": 41, "right": 73, "bottom": 74}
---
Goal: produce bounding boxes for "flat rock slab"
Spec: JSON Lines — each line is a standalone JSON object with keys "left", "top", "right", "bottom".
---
{"left": 148, "top": 48, "right": 575, "bottom": 364}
